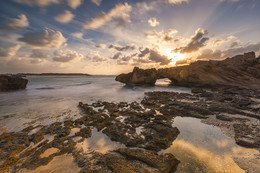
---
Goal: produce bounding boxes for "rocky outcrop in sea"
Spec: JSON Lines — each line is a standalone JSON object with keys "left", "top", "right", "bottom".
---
{"left": 0, "top": 75, "right": 28, "bottom": 92}
{"left": 116, "top": 52, "right": 260, "bottom": 87}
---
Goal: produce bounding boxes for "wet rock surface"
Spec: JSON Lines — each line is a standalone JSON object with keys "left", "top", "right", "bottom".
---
{"left": 0, "top": 85, "right": 260, "bottom": 172}
{"left": 0, "top": 75, "right": 28, "bottom": 91}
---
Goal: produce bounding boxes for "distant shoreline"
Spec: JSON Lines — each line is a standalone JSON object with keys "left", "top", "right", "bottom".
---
{"left": 2, "top": 73, "right": 91, "bottom": 77}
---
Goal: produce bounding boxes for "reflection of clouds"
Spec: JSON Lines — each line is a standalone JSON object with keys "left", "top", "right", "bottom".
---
{"left": 75, "top": 128, "right": 124, "bottom": 154}
{"left": 164, "top": 139, "right": 245, "bottom": 173}
{"left": 214, "top": 139, "right": 231, "bottom": 148}
{"left": 95, "top": 138, "right": 113, "bottom": 154}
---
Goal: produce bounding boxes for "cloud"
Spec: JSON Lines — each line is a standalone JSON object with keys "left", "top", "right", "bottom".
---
{"left": 111, "top": 52, "right": 122, "bottom": 59}
{"left": 54, "top": 10, "right": 74, "bottom": 23}
{"left": 148, "top": 18, "right": 159, "bottom": 27}
{"left": 14, "top": 0, "right": 61, "bottom": 7}
{"left": 86, "top": 51, "right": 107, "bottom": 62}
{"left": 96, "top": 44, "right": 106, "bottom": 49}
{"left": 145, "top": 29, "right": 178, "bottom": 42}
{"left": 0, "top": 45, "right": 21, "bottom": 58}
{"left": 149, "top": 49, "right": 171, "bottom": 65}
{"left": 71, "top": 32, "right": 83, "bottom": 39}
{"left": 109, "top": 44, "right": 135, "bottom": 51}
{"left": 222, "top": 42, "right": 260, "bottom": 57}
{"left": 229, "top": 41, "right": 241, "bottom": 48}
{"left": 175, "top": 28, "right": 209, "bottom": 53}
{"left": 91, "top": 0, "right": 102, "bottom": 6}
{"left": 213, "top": 36, "right": 236, "bottom": 47}
{"left": 136, "top": 2, "right": 153, "bottom": 11}
{"left": 19, "top": 28, "right": 66, "bottom": 49}
{"left": 166, "top": 0, "right": 189, "bottom": 4}
{"left": 83, "top": 2, "right": 132, "bottom": 30}
{"left": 175, "top": 59, "right": 188, "bottom": 65}
{"left": 67, "top": 0, "right": 82, "bottom": 9}
{"left": 115, "top": 53, "right": 138, "bottom": 65}
{"left": 197, "top": 49, "right": 222, "bottom": 60}
{"left": 138, "top": 47, "right": 150, "bottom": 57}
{"left": 219, "top": 0, "right": 240, "bottom": 2}
{"left": 6, "top": 14, "right": 29, "bottom": 30}
{"left": 53, "top": 49, "right": 83, "bottom": 62}
{"left": 30, "top": 49, "right": 49, "bottom": 59}
{"left": 136, "top": 47, "right": 171, "bottom": 65}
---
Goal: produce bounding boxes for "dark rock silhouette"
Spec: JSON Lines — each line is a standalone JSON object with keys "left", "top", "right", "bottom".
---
{"left": 0, "top": 75, "right": 28, "bottom": 91}
{"left": 116, "top": 52, "right": 260, "bottom": 87}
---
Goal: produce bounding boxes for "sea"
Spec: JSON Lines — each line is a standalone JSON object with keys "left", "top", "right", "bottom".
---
{"left": 0, "top": 75, "right": 258, "bottom": 172}
{"left": 0, "top": 75, "right": 189, "bottom": 132}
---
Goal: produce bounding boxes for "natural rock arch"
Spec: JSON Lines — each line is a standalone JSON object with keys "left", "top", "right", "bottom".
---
{"left": 115, "top": 52, "right": 260, "bottom": 87}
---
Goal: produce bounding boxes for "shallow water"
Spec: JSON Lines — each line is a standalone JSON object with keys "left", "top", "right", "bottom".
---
{"left": 0, "top": 75, "right": 190, "bottom": 132}
{"left": 160, "top": 117, "right": 260, "bottom": 173}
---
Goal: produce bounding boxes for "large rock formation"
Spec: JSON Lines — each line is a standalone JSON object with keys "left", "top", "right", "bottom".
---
{"left": 116, "top": 52, "right": 260, "bottom": 87}
{"left": 0, "top": 75, "right": 28, "bottom": 91}
{"left": 116, "top": 67, "right": 157, "bottom": 86}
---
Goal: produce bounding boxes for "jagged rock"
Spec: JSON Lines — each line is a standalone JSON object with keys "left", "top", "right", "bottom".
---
{"left": 0, "top": 75, "right": 28, "bottom": 91}
{"left": 116, "top": 52, "right": 260, "bottom": 87}
{"left": 117, "top": 148, "right": 180, "bottom": 173}
{"left": 116, "top": 67, "right": 157, "bottom": 86}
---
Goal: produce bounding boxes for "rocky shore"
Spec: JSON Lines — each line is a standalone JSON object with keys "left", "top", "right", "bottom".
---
{"left": 116, "top": 52, "right": 260, "bottom": 88}
{"left": 0, "top": 75, "right": 28, "bottom": 92}
{"left": 0, "top": 51, "right": 259, "bottom": 172}
{"left": 0, "top": 84, "right": 259, "bottom": 172}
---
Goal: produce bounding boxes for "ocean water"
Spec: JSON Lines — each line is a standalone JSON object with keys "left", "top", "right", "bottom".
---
{"left": 0, "top": 75, "right": 190, "bottom": 132}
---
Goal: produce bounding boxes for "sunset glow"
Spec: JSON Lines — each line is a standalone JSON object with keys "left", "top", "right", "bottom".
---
{"left": 0, "top": 0, "right": 259, "bottom": 74}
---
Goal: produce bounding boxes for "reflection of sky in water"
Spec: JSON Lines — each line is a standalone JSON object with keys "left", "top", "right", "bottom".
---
{"left": 75, "top": 128, "right": 124, "bottom": 154}
{"left": 160, "top": 117, "right": 259, "bottom": 173}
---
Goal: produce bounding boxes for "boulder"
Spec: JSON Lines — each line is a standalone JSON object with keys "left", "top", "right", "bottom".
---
{"left": 115, "top": 67, "right": 157, "bottom": 86}
{"left": 0, "top": 75, "right": 28, "bottom": 91}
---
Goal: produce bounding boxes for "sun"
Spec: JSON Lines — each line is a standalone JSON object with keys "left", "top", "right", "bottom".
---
{"left": 163, "top": 51, "right": 186, "bottom": 66}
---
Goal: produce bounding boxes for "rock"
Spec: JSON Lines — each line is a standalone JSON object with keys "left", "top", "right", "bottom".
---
{"left": 116, "top": 52, "right": 260, "bottom": 87}
{"left": 191, "top": 88, "right": 206, "bottom": 94}
{"left": 0, "top": 75, "right": 28, "bottom": 91}
{"left": 101, "top": 153, "right": 149, "bottom": 173}
{"left": 75, "top": 127, "right": 92, "bottom": 138}
{"left": 117, "top": 148, "right": 180, "bottom": 173}
{"left": 216, "top": 114, "right": 233, "bottom": 121}
{"left": 116, "top": 67, "right": 157, "bottom": 86}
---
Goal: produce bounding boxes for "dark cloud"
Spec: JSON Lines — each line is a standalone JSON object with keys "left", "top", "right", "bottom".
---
{"left": 19, "top": 28, "right": 66, "bottom": 49}
{"left": 175, "top": 28, "right": 209, "bottom": 53}
{"left": 229, "top": 41, "right": 241, "bottom": 48}
{"left": 197, "top": 49, "right": 222, "bottom": 60}
{"left": 149, "top": 49, "right": 171, "bottom": 65}
{"left": 30, "top": 49, "right": 49, "bottom": 59}
{"left": 53, "top": 49, "right": 82, "bottom": 62}
{"left": 138, "top": 47, "right": 150, "bottom": 57}
{"left": 111, "top": 52, "right": 122, "bottom": 59}
{"left": 109, "top": 44, "right": 136, "bottom": 51}
{"left": 121, "top": 53, "right": 138, "bottom": 61}
{"left": 86, "top": 52, "right": 107, "bottom": 62}
{"left": 0, "top": 45, "right": 21, "bottom": 58}
{"left": 92, "top": 55, "right": 106, "bottom": 62}
{"left": 95, "top": 44, "right": 106, "bottom": 49}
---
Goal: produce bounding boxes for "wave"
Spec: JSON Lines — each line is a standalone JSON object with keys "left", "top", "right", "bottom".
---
{"left": 35, "top": 82, "right": 92, "bottom": 90}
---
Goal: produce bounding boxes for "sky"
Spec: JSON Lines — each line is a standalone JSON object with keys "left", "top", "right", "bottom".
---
{"left": 0, "top": 0, "right": 260, "bottom": 75}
